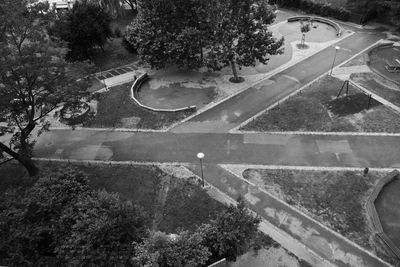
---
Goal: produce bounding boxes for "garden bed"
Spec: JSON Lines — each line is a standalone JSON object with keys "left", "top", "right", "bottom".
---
{"left": 0, "top": 161, "right": 225, "bottom": 233}
{"left": 242, "top": 168, "right": 388, "bottom": 250}
{"left": 241, "top": 75, "right": 400, "bottom": 133}
{"left": 84, "top": 82, "right": 193, "bottom": 129}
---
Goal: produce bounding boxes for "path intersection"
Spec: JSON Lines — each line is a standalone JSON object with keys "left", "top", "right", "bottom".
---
{"left": 32, "top": 17, "right": 398, "bottom": 267}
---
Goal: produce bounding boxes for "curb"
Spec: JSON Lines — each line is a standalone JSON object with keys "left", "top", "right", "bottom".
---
{"left": 48, "top": 126, "right": 168, "bottom": 133}
{"left": 220, "top": 163, "right": 394, "bottom": 173}
{"left": 231, "top": 130, "right": 400, "bottom": 137}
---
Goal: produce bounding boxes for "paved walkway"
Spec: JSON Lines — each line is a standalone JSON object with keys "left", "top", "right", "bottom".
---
{"left": 34, "top": 130, "right": 400, "bottom": 170}
{"left": 188, "top": 164, "right": 389, "bottom": 267}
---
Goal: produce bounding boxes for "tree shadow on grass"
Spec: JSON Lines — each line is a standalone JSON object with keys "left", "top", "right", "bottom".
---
{"left": 325, "top": 93, "right": 382, "bottom": 117}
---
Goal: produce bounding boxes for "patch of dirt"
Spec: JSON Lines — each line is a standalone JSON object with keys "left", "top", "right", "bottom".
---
{"left": 120, "top": 116, "right": 140, "bottom": 127}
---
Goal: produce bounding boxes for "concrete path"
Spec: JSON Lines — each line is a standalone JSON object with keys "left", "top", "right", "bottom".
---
{"left": 34, "top": 130, "right": 400, "bottom": 169}
{"left": 187, "top": 164, "right": 389, "bottom": 267}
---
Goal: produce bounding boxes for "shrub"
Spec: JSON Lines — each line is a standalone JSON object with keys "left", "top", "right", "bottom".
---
{"left": 114, "top": 27, "right": 122, "bottom": 38}
{"left": 280, "top": 0, "right": 352, "bottom": 22}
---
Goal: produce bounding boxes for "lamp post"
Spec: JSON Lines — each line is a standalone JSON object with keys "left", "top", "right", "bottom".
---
{"left": 197, "top": 152, "right": 205, "bottom": 187}
{"left": 330, "top": 46, "right": 340, "bottom": 76}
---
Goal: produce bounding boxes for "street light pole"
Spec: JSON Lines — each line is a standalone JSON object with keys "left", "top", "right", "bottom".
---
{"left": 197, "top": 152, "right": 205, "bottom": 187}
{"left": 330, "top": 46, "right": 340, "bottom": 76}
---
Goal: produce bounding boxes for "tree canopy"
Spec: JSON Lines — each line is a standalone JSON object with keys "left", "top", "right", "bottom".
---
{"left": 0, "top": 167, "right": 148, "bottom": 266}
{"left": 126, "top": 0, "right": 283, "bottom": 80}
{"left": 50, "top": 1, "right": 112, "bottom": 61}
{"left": 0, "top": 167, "right": 262, "bottom": 267}
{"left": 0, "top": 0, "right": 91, "bottom": 176}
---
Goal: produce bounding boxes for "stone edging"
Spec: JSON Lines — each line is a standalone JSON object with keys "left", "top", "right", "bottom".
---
{"left": 207, "top": 258, "right": 227, "bottom": 267}
{"left": 130, "top": 73, "right": 197, "bottom": 113}
{"left": 287, "top": 16, "right": 342, "bottom": 36}
{"left": 366, "top": 170, "right": 400, "bottom": 262}
{"left": 59, "top": 103, "right": 91, "bottom": 126}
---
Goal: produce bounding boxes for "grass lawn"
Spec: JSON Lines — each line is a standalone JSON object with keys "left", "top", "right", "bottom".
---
{"left": 352, "top": 72, "right": 400, "bottom": 107}
{"left": 242, "top": 168, "right": 388, "bottom": 250}
{"left": 85, "top": 83, "right": 193, "bottom": 129}
{"left": 241, "top": 75, "right": 400, "bottom": 133}
{"left": 0, "top": 161, "right": 225, "bottom": 233}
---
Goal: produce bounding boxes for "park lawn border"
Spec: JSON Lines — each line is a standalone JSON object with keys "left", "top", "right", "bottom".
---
{"left": 0, "top": 160, "right": 225, "bottom": 234}
{"left": 224, "top": 165, "right": 394, "bottom": 262}
{"left": 236, "top": 74, "right": 400, "bottom": 134}
{"left": 0, "top": 159, "right": 310, "bottom": 266}
{"left": 230, "top": 39, "right": 385, "bottom": 134}
{"left": 81, "top": 82, "right": 194, "bottom": 130}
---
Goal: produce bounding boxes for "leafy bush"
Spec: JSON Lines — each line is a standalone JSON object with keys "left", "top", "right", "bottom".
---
{"left": 114, "top": 27, "right": 122, "bottom": 38}
{"left": 275, "top": 0, "right": 351, "bottom": 21}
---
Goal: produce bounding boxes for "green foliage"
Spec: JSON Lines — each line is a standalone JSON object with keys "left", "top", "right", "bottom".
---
{"left": 206, "top": 0, "right": 284, "bottom": 79}
{"left": 0, "top": 0, "right": 90, "bottom": 175}
{"left": 271, "top": 0, "right": 351, "bottom": 21}
{"left": 0, "top": 168, "right": 148, "bottom": 266}
{"left": 133, "top": 231, "right": 211, "bottom": 267}
{"left": 200, "top": 196, "right": 261, "bottom": 262}
{"left": 50, "top": 2, "right": 112, "bottom": 61}
{"left": 126, "top": 0, "right": 215, "bottom": 69}
{"left": 127, "top": 0, "right": 283, "bottom": 77}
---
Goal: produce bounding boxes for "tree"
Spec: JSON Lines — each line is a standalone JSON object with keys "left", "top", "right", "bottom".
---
{"left": 0, "top": 167, "right": 148, "bottom": 266}
{"left": 199, "top": 196, "right": 261, "bottom": 262}
{"left": 299, "top": 20, "right": 311, "bottom": 48}
{"left": 206, "top": 0, "right": 284, "bottom": 82}
{"left": 129, "top": 0, "right": 283, "bottom": 81}
{"left": 85, "top": 0, "right": 125, "bottom": 18}
{"left": 51, "top": 2, "right": 112, "bottom": 61}
{"left": 0, "top": 0, "right": 90, "bottom": 176}
{"left": 126, "top": 0, "right": 219, "bottom": 69}
{"left": 133, "top": 231, "right": 211, "bottom": 267}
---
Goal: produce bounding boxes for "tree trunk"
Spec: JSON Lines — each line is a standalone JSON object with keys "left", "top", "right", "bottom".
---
{"left": 231, "top": 60, "right": 238, "bottom": 81}
{"left": 20, "top": 122, "right": 35, "bottom": 156}
{"left": 0, "top": 142, "right": 39, "bottom": 176}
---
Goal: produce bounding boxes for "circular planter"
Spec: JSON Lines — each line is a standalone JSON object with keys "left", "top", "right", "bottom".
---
{"left": 60, "top": 102, "right": 91, "bottom": 125}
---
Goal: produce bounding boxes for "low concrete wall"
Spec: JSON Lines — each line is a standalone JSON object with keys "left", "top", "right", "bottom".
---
{"left": 130, "top": 73, "right": 197, "bottom": 113}
{"left": 366, "top": 170, "right": 400, "bottom": 262}
{"left": 207, "top": 258, "right": 228, "bottom": 267}
{"left": 287, "top": 16, "right": 342, "bottom": 36}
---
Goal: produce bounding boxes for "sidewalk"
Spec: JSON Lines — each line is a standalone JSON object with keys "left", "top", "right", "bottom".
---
{"left": 187, "top": 164, "right": 390, "bottom": 267}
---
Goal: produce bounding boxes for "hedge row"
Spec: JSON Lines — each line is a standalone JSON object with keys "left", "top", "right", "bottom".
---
{"left": 270, "top": 0, "right": 351, "bottom": 21}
